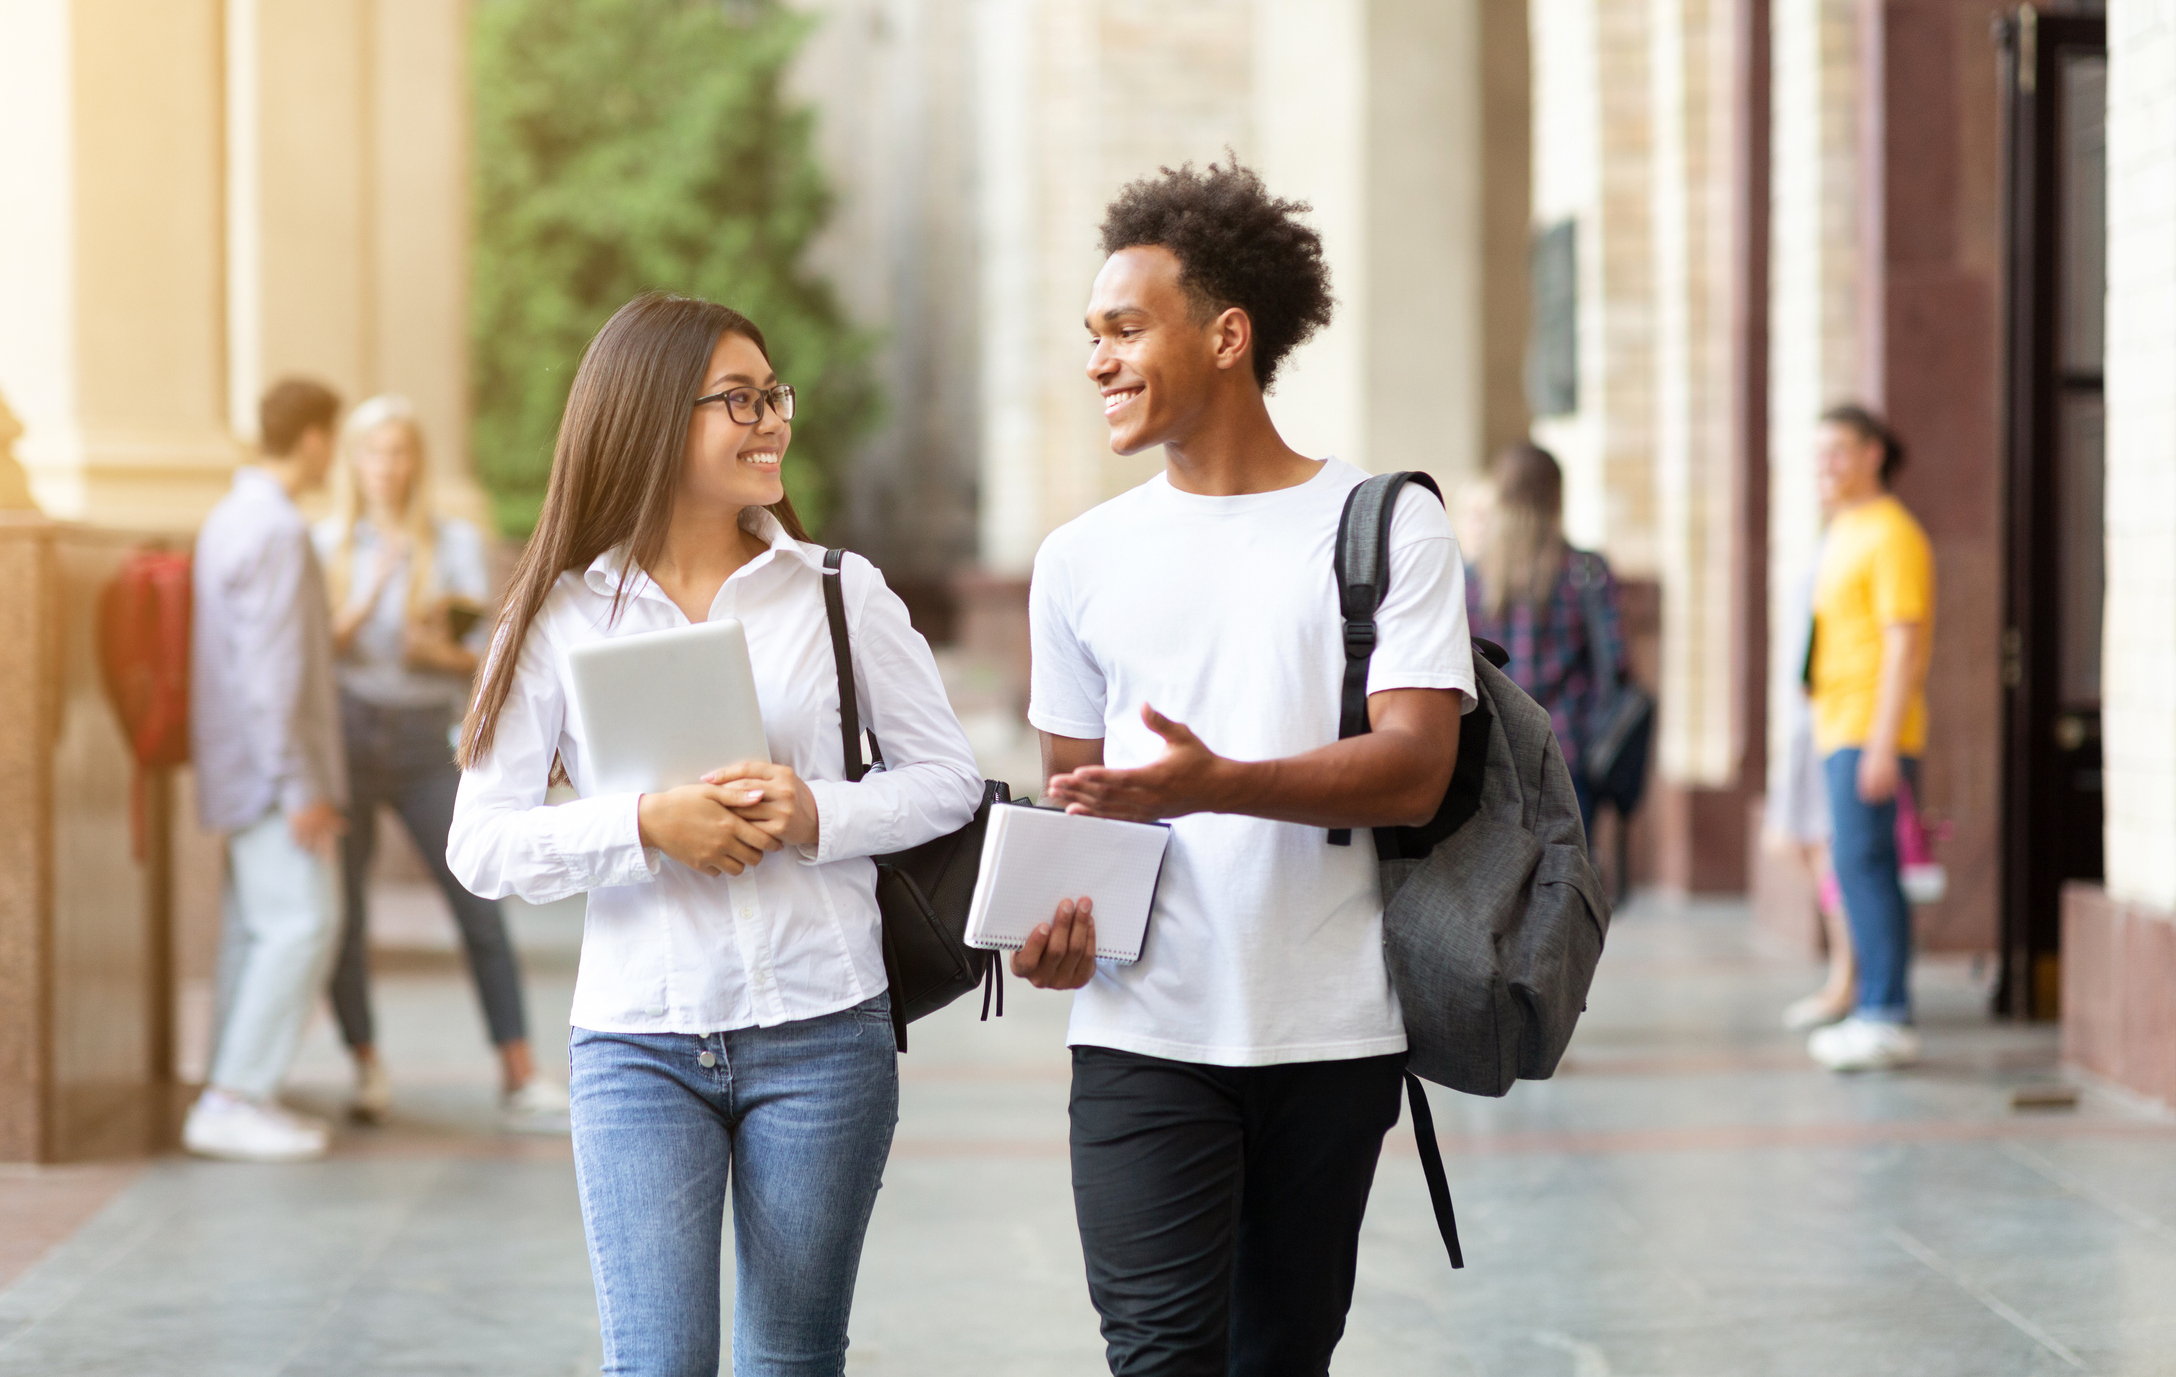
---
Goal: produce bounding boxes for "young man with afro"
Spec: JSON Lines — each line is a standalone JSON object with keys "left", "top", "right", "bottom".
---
{"left": 1010, "top": 160, "right": 1476, "bottom": 1373}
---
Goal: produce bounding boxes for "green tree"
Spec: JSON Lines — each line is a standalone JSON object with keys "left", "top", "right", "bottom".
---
{"left": 471, "top": 0, "right": 876, "bottom": 536}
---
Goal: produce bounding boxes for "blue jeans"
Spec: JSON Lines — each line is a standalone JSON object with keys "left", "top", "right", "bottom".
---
{"left": 1823, "top": 748, "right": 1920, "bottom": 1025}
{"left": 569, "top": 995, "right": 899, "bottom": 1377}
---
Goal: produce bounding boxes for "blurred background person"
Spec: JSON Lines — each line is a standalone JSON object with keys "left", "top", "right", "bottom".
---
{"left": 314, "top": 394, "right": 567, "bottom": 1130}
{"left": 1804, "top": 404, "right": 1933, "bottom": 1073}
{"left": 1463, "top": 443, "right": 1629, "bottom": 839}
{"left": 185, "top": 378, "right": 348, "bottom": 1162}
{"left": 1773, "top": 513, "right": 1854, "bottom": 1031}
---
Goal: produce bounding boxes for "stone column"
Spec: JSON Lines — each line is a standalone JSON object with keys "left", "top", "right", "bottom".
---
{"left": 229, "top": 0, "right": 482, "bottom": 523}
{"left": 0, "top": 0, "right": 236, "bottom": 532}
{"left": 2065, "top": 0, "right": 2176, "bottom": 1110}
{"left": 1751, "top": 0, "right": 1863, "bottom": 943}
{"left": 1530, "top": 0, "right": 1659, "bottom": 574}
{"left": 1650, "top": 0, "right": 1754, "bottom": 888}
{"left": 0, "top": 0, "right": 478, "bottom": 532}
{"left": 1862, "top": 0, "right": 2004, "bottom": 951}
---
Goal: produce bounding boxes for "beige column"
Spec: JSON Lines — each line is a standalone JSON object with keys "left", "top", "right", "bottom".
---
{"left": 1763, "top": 0, "right": 1863, "bottom": 790}
{"left": 1530, "top": 0, "right": 1659, "bottom": 574}
{"left": 1359, "top": 0, "right": 1527, "bottom": 491}
{"left": 1651, "top": 0, "right": 1740, "bottom": 788}
{"left": 370, "top": 0, "right": 481, "bottom": 526}
{"left": 0, "top": 0, "right": 236, "bottom": 532}
{"left": 0, "top": 0, "right": 477, "bottom": 533}
{"left": 229, "top": 0, "right": 482, "bottom": 524}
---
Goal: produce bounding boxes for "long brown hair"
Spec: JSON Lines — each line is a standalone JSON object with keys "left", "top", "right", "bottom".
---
{"left": 459, "top": 292, "right": 810, "bottom": 767}
{"left": 1476, "top": 442, "right": 1567, "bottom": 619}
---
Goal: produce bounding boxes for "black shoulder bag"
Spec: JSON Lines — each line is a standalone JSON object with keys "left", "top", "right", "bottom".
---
{"left": 821, "top": 549, "right": 1009, "bottom": 1052}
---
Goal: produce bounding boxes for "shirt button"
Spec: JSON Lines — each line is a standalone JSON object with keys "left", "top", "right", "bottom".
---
{"left": 738, "top": 907, "right": 753, "bottom": 920}
{"left": 698, "top": 1051, "right": 717, "bottom": 1068}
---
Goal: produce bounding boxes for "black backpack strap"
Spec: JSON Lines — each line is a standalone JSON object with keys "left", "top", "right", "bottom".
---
{"left": 1329, "top": 471, "right": 1443, "bottom": 844}
{"left": 1404, "top": 1071, "right": 1465, "bottom": 1269}
{"left": 827, "top": 549, "right": 907, "bottom": 1051}
{"left": 822, "top": 549, "right": 871, "bottom": 783}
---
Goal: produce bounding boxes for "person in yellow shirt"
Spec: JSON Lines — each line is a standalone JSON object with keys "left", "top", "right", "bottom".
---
{"left": 1804, "top": 404, "right": 1934, "bottom": 1072}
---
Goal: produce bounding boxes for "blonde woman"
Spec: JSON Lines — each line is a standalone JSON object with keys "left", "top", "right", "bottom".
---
{"left": 313, "top": 395, "right": 566, "bottom": 1130}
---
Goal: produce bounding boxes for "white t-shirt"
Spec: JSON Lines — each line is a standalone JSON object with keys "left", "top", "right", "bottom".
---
{"left": 1027, "top": 458, "right": 1475, "bottom": 1066}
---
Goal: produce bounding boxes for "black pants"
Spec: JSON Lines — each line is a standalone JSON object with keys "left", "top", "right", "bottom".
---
{"left": 333, "top": 693, "right": 528, "bottom": 1049}
{"left": 1069, "top": 1046, "right": 1406, "bottom": 1377}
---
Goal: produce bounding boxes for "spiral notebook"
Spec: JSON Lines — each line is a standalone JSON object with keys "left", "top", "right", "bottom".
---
{"left": 962, "top": 803, "right": 1171, "bottom": 964}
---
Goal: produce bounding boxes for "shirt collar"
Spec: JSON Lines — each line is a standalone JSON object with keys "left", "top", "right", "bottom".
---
{"left": 581, "top": 506, "right": 824, "bottom": 599}
{"left": 233, "top": 465, "right": 296, "bottom": 506}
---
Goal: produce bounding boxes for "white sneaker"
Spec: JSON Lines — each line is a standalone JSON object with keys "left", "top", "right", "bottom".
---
{"left": 502, "top": 1077, "right": 571, "bottom": 1135}
{"left": 350, "top": 1061, "right": 392, "bottom": 1124}
{"left": 183, "top": 1091, "right": 330, "bottom": 1162}
{"left": 1808, "top": 1017, "right": 1921, "bottom": 1072}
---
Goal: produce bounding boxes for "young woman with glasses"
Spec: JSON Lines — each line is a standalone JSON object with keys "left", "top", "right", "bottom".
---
{"left": 447, "top": 291, "right": 982, "bottom": 1375}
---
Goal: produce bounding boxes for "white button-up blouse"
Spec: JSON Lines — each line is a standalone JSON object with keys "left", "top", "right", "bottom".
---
{"left": 446, "top": 509, "right": 983, "bottom": 1035}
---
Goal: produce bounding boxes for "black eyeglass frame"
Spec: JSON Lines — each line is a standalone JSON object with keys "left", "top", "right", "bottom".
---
{"left": 693, "top": 384, "right": 796, "bottom": 426}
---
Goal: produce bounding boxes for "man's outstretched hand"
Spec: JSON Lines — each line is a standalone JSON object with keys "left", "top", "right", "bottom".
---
{"left": 1043, "top": 704, "right": 1228, "bottom": 822}
{"left": 1011, "top": 897, "right": 1098, "bottom": 989}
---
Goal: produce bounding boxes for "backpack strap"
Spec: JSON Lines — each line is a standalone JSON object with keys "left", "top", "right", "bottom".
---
{"left": 1404, "top": 1071, "right": 1465, "bottom": 1269}
{"left": 822, "top": 548, "right": 890, "bottom": 779}
{"left": 826, "top": 549, "right": 910, "bottom": 1051}
{"left": 1330, "top": 471, "right": 1443, "bottom": 844}
{"left": 821, "top": 549, "right": 871, "bottom": 783}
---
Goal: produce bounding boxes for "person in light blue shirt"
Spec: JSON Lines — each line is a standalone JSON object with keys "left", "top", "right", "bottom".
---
{"left": 186, "top": 378, "right": 347, "bottom": 1163}
{"left": 312, "top": 395, "right": 564, "bottom": 1131}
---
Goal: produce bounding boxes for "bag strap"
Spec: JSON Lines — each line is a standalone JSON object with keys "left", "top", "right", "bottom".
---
{"left": 1404, "top": 1071, "right": 1465, "bottom": 1269}
{"left": 1570, "top": 552, "right": 1619, "bottom": 693}
{"left": 1329, "top": 471, "right": 1443, "bottom": 844}
{"left": 823, "top": 548, "right": 886, "bottom": 781}
{"left": 825, "top": 548, "right": 909, "bottom": 1051}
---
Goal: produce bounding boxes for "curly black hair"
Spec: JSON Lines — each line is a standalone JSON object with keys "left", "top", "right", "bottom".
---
{"left": 1098, "top": 159, "right": 1334, "bottom": 392}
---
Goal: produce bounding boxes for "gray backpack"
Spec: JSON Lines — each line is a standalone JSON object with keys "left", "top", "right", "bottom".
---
{"left": 1332, "top": 471, "right": 1612, "bottom": 1268}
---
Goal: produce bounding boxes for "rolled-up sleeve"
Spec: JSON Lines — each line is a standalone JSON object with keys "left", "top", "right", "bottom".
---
{"left": 447, "top": 624, "right": 662, "bottom": 904}
{"left": 800, "top": 557, "right": 982, "bottom": 865}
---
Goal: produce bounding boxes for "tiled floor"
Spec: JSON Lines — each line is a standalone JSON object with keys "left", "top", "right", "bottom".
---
{"left": 4, "top": 893, "right": 2175, "bottom": 1375}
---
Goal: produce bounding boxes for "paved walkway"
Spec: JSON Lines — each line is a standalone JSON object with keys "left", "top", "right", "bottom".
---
{"left": 5, "top": 894, "right": 2176, "bottom": 1376}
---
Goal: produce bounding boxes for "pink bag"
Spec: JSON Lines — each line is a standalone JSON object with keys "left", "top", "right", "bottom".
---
{"left": 1816, "top": 777, "right": 1950, "bottom": 912}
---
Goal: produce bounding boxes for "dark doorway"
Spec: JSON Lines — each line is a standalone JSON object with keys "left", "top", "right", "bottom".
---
{"left": 1996, "top": 7, "right": 2106, "bottom": 1020}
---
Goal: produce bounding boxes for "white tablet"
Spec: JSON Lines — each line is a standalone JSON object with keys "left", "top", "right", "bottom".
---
{"left": 566, "top": 619, "right": 771, "bottom": 796}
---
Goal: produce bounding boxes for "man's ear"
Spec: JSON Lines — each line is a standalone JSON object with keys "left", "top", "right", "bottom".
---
{"left": 1210, "top": 305, "right": 1254, "bottom": 374}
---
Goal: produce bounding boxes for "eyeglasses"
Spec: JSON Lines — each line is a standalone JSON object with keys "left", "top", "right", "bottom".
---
{"left": 693, "top": 384, "right": 795, "bottom": 426}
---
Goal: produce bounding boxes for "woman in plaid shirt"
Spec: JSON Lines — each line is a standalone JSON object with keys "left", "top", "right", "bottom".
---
{"left": 1463, "top": 443, "right": 1628, "bottom": 835}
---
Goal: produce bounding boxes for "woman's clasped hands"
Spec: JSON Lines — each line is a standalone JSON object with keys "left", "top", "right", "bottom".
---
{"left": 634, "top": 760, "right": 821, "bottom": 878}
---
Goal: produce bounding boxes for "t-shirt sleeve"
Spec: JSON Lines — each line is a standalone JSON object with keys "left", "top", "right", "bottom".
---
{"left": 1870, "top": 512, "right": 1934, "bottom": 625}
{"left": 1367, "top": 484, "right": 1478, "bottom": 711}
{"left": 1027, "top": 534, "right": 1109, "bottom": 739}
